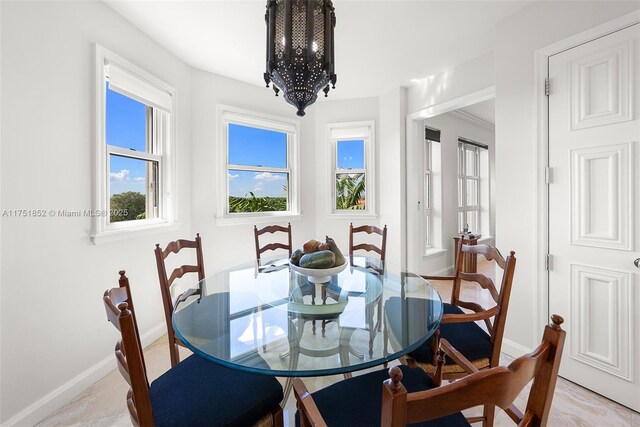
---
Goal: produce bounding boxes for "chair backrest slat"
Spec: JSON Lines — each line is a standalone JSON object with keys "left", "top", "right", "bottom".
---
{"left": 458, "top": 272, "right": 500, "bottom": 302}
{"left": 155, "top": 234, "right": 205, "bottom": 366}
{"left": 115, "top": 341, "right": 132, "bottom": 387}
{"left": 254, "top": 223, "right": 292, "bottom": 262}
{"left": 349, "top": 223, "right": 387, "bottom": 262}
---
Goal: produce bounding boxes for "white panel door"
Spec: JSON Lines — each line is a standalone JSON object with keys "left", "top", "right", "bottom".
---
{"left": 549, "top": 23, "right": 640, "bottom": 411}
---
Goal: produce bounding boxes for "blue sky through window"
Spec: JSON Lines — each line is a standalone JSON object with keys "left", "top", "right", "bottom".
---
{"left": 107, "top": 84, "right": 148, "bottom": 196}
{"left": 228, "top": 124, "right": 288, "bottom": 198}
{"left": 337, "top": 140, "right": 365, "bottom": 169}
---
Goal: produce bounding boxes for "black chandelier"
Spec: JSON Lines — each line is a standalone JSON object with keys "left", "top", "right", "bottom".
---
{"left": 264, "top": 0, "right": 337, "bottom": 117}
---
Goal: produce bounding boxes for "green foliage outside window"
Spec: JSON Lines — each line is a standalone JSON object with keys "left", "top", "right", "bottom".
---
{"left": 336, "top": 173, "right": 365, "bottom": 210}
{"left": 110, "top": 191, "right": 146, "bottom": 222}
{"left": 229, "top": 192, "right": 286, "bottom": 213}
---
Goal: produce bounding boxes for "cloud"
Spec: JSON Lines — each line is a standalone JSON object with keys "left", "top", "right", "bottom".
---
{"left": 110, "top": 169, "right": 130, "bottom": 182}
{"left": 134, "top": 176, "right": 145, "bottom": 182}
{"left": 228, "top": 173, "right": 239, "bottom": 180}
{"left": 254, "top": 172, "right": 284, "bottom": 182}
{"left": 253, "top": 183, "right": 263, "bottom": 193}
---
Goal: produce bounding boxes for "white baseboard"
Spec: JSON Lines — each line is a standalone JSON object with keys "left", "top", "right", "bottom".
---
{"left": 430, "top": 265, "right": 454, "bottom": 276}
{"left": 3, "top": 323, "right": 166, "bottom": 427}
{"left": 501, "top": 338, "right": 533, "bottom": 359}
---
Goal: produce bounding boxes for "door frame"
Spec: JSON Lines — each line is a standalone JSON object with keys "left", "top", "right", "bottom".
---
{"left": 404, "top": 86, "right": 495, "bottom": 271}
{"left": 534, "top": 10, "right": 640, "bottom": 344}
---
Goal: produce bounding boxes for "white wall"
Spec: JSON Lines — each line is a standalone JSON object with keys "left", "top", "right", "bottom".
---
{"left": 189, "top": 69, "right": 317, "bottom": 270}
{"left": 495, "top": 1, "right": 640, "bottom": 354}
{"left": 407, "top": 51, "right": 494, "bottom": 115}
{"left": 378, "top": 88, "right": 407, "bottom": 267}
{"left": 0, "top": 1, "right": 194, "bottom": 424}
{"left": 407, "top": 112, "right": 495, "bottom": 275}
{"left": 313, "top": 97, "right": 380, "bottom": 254}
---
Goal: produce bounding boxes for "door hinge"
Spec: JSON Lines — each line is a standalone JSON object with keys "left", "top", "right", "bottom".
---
{"left": 544, "top": 166, "right": 552, "bottom": 184}
{"left": 545, "top": 254, "right": 552, "bottom": 271}
{"left": 544, "top": 78, "right": 551, "bottom": 96}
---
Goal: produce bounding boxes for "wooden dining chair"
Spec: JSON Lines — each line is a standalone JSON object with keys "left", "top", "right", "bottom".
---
{"left": 294, "top": 315, "right": 566, "bottom": 427}
{"left": 254, "top": 223, "right": 292, "bottom": 263}
{"left": 154, "top": 234, "right": 205, "bottom": 367}
{"left": 104, "top": 271, "right": 284, "bottom": 427}
{"left": 405, "top": 242, "right": 516, "bottom": 426}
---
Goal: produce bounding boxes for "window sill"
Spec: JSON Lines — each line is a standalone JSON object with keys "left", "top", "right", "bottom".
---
{"left": 215, "top": 212, "right": 302, "bottom": 226}
{"left": 423, "top": 248, "right": 447, "bottom": 259}
{"left": 91, "top": 220, "right": 179, "bottom": 245}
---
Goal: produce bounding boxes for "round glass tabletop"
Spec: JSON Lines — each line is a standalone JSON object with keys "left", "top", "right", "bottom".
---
{"left": 172, "top": 256, "right": 443, "bottom": 377}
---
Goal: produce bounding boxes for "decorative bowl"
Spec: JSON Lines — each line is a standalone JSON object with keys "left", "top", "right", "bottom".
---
{"left": 289, "top": 260, "right": 349, "bottom": 284}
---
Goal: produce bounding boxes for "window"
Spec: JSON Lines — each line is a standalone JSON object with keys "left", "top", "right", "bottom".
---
{"left": 457, "top": 138, "right": 488, "bottom": 234}
{"left": 218, "top": 106, "right": 299, "bottom": 221}
{"left": 424, "top": 127, "right": 441, "bottom": 249}
{"left": 328, "top": 121, "right": 375, "bottom": 215}
{"left": 93, "top": 45, "right": 176, "bottom": 243}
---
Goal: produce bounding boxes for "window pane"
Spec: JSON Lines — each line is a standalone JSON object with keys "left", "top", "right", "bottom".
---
{"left": 106, "top": 83, "right": 147, "bottom": 152}
{"left": 228, "top": 124, "right": 287, "bottom": 168}
{"left": 465, "top": 148, "right": 476, "bottom": 176}
{"left": 424, "top": 173, "right": 430, "bottom": 209}
{"left": 109, "top": 154, "right": 157, "bottom": 222}
{"left": 458, "top": 211, "right": 465, "bottom": 233}
{"left": 424, "top": 212, "right": 431, "bottom": 247}
{"left": 458, "top": 178, "right": 464, "bottom": 207}
{"left": 466, "top": 210, "right": 479, "bottom": 233}
{"left": 337, "top": 140, "right": 365, "bottom": 169}
{"left": 466, "top": 179, "right": 478, "bottom": 206}
{"left": 335, "top": 173, "right": 365, "bottom": 210}
{"left": 228, "top": 169, "right": 288, "bottom": 213}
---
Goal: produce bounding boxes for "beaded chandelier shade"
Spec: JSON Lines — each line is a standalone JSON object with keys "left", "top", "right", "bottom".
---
{"left": 264, "top": 0, "right": 337, "bottom": 117}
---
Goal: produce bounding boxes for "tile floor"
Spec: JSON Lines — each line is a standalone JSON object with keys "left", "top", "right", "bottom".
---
{"left": 38, "top": 259, "right": 640, "bottom": 426}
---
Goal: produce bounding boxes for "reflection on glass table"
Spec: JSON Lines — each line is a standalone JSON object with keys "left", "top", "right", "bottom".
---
{"left": 172, "top": 256, "right": 443, "bottom": 382}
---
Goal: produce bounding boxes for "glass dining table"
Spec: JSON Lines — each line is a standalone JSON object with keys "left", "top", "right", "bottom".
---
{"left": 172, "top": 256, "right": 443, "bottom": 400}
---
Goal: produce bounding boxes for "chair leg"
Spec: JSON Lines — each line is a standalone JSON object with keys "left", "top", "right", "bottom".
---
{"left": 432, "top": 350, "right": 445, "bottom": 387}
{"left": 169, "top": 337, "right": 180, "bottom": 367}
{"left": 483, "top": 404, "right": 496, "bottom": 427}
{"left": 311, "top": 286, "right": 316, "bottom": 335}
{"left": 272, "top": 405, "right": 284, "bottom": 427}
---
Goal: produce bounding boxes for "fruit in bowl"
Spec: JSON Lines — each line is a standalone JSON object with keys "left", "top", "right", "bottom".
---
{"left": 290, "top": 236, "right": 346, "bottom": 268}
{"left": 290, "top": 236, "right": 348, "bottom": 283}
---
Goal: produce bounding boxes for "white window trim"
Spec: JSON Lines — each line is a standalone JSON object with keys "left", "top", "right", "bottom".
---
{"left": 93, "top": 44, "right": 178, "bottom": 244}
{"left": 424, "top": 139, "right": 432, "bottom": 249}
{"left": 215, "top": 105, "right": 301, "bottom": 226}
{"left": 327, "top": 121, "right": 376, "bottom": 217}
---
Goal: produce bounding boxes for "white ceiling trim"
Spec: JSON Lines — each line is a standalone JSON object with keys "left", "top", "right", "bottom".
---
{"left": 448, "top": 109, "right": 495, "bottom": 130}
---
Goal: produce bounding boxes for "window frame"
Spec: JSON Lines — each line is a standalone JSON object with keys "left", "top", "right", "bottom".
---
{"left": 424, "top": 139, "right": 433, "bottom": 249}
{"left": 327, "top": 121, "right": 376, "bottom": 217}
{"left": 93, "top": 44, "right": 177, "bottom": 244}
{"left": 216, "top": 105, "right": 300, "bottom": 225}
{"left": 457, "top": 141, "right": 481, "bottom": 234}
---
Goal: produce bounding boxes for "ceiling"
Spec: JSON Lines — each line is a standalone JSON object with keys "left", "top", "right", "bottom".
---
{"left": 458, "top": 98, "right": 495, "bottom": 125}
{"left": 104, "top": 0, "right": 532, "bottom": 100}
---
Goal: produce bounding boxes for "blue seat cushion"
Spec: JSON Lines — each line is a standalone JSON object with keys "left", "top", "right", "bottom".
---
{"left": 295, "top": 365, "right": 469, "bottom": 427}
{"left": 409, "top": 303, "right": 492, "bottom": 365}
{"left": 149, "top": 354, "right": 283, "bottom": 427}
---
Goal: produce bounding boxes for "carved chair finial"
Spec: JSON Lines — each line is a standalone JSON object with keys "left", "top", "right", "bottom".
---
{"left": 550, "top": 314, "right": 564, "bottom": 329}
{"left": 387, "top": 366, "right": 404, "bottom": 390}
